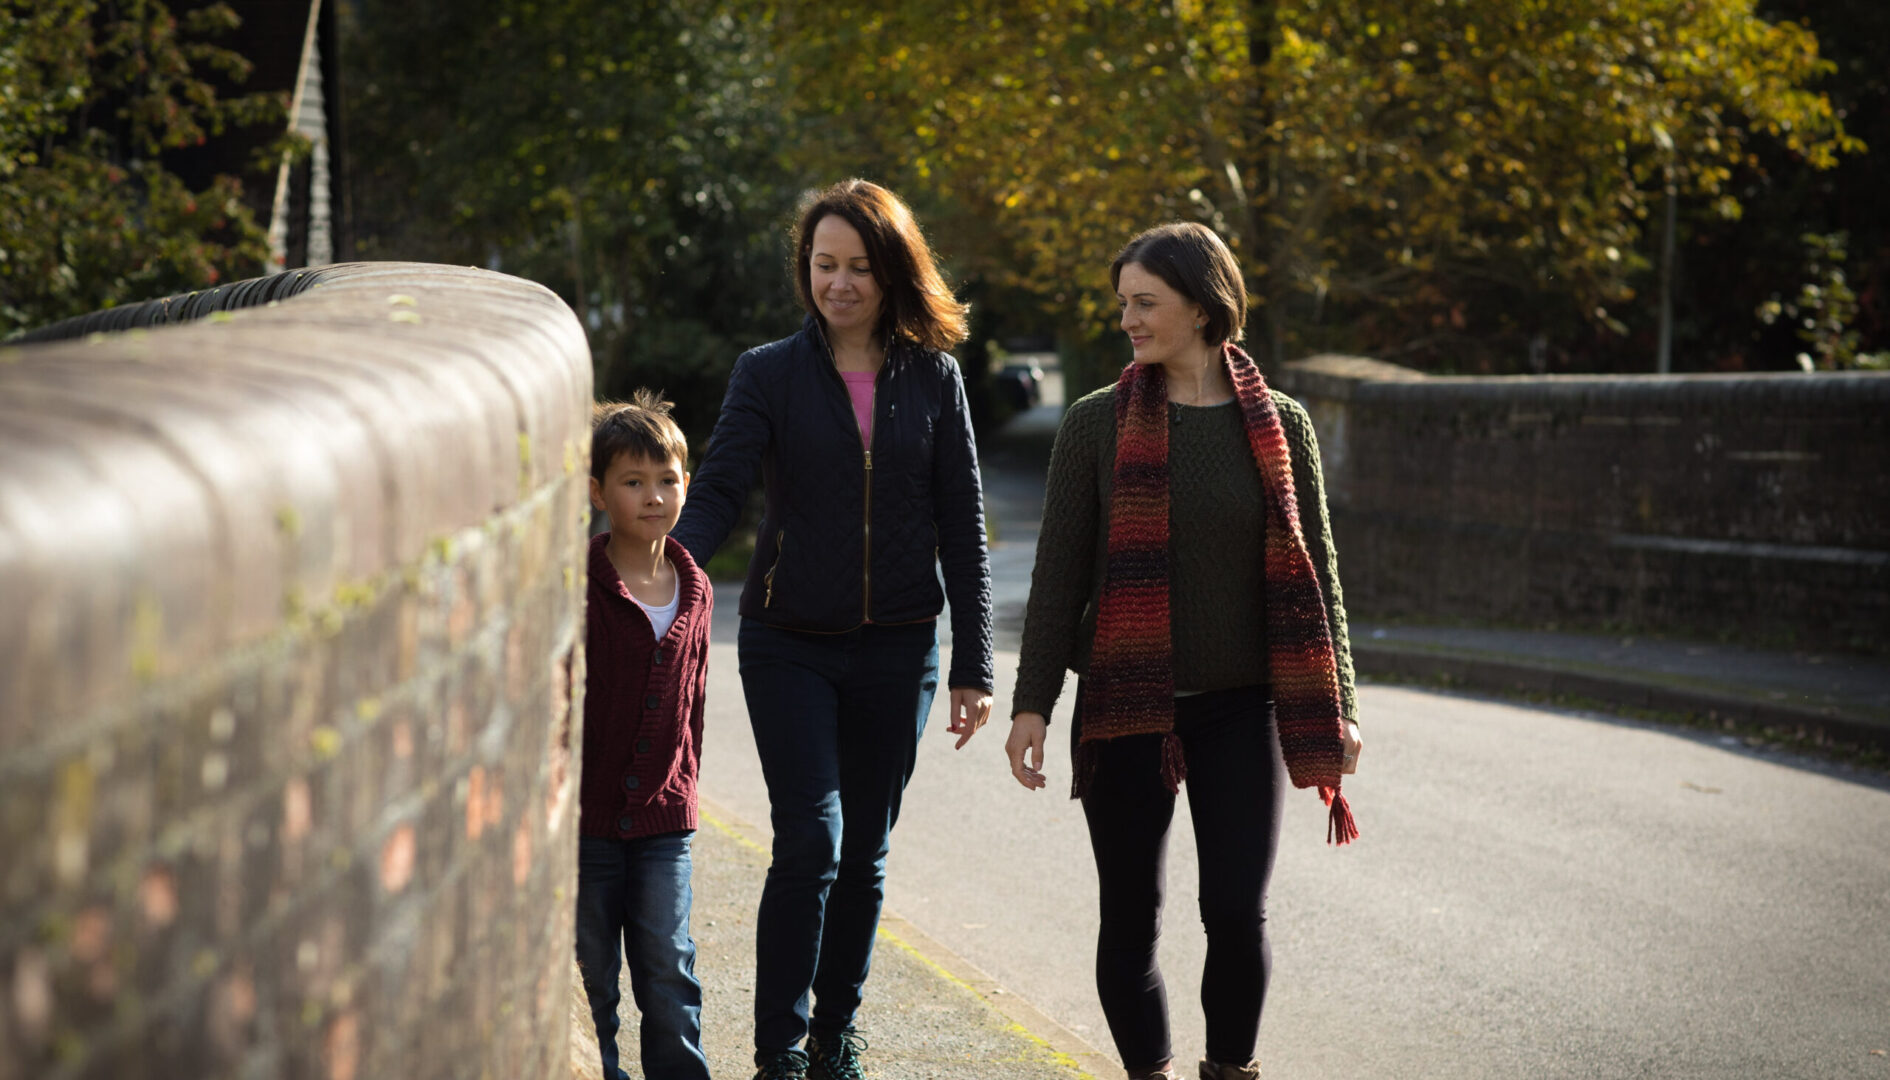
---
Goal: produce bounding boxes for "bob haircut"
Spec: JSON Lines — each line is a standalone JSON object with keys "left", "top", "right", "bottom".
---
{"left": 792, "top": 179, "right": 970, "bottom": 354}
{"left": 590, "top": 389, "right": 689, "bottom": 482}
{"left": 1110, "top": 222, "right": 1247, "bottom": 346}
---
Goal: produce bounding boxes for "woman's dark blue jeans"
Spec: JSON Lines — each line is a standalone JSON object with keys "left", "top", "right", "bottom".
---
{"left": 737, "top": 618, "right": 940, "bottom": 1057}
{"left": 574, "top": 831, "right": 710, "bottom": 1080}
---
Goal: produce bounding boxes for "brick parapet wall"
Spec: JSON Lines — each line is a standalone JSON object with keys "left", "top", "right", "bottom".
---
{"left": 0, "top": 265, "right": 593, "bottom": 1079}
{"left": 1276, "top": 356, "right": 1890, "bottom": 654}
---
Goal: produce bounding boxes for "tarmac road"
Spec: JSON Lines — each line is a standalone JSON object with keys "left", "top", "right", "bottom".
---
{"left": 700, "top": 638, "right": 1890, "bottom": 1079}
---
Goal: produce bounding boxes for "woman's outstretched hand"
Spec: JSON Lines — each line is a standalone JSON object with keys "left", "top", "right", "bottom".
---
{"left": 948, "top": 687, "right": 993, "bottom": 749}
{"left": 1006, "top": 712, "right": 1048, "bottom": 790}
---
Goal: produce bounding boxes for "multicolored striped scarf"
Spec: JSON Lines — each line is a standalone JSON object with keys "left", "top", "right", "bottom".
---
{"left": 1076, "top": 343, "right": 1358, "bottom": 844}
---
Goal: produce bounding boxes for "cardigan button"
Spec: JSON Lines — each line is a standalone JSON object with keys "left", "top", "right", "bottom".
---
{"left": 623, "top": 776, "right": 640, "bottom": 791}
{"left": 644, "top": 694, "right": 660, "bottom": 710}
{"left": 616, "top": 815, "right": 633, "bottom": 831}
{"left": 652, "top": 648, "right": 665, "bottom": 665}
{"left": 636, "top": 738, "right": 652, "bottom": 754}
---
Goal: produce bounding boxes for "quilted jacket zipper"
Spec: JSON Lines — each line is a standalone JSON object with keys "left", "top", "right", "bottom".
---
{"left": 763, "top": 529, "right": 785, "bottom": 607}
{"left": 861, "top": 448, "right": 873, "bottom": 622}
{"left": 813, "top": 318, "right": 881, "bottom": 625}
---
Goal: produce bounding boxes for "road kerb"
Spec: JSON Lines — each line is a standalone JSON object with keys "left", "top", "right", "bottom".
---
{"left": 1354, "top": 641, "right": 1890, "bottom": 751}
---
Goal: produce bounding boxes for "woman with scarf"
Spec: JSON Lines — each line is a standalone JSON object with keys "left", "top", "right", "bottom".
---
{"left": 1004, "top": 222, "right": 1361, "bottom": 1080}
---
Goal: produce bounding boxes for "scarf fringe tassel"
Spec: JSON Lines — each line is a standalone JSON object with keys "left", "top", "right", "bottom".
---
{"left": 1159, "top": 732, "right": 1186, "bottom": 794}
{"left": 1068, "top": 734, "right": 1187, "bottom": 799}
{"left": 1070, "top": 740, "right": 1099, "bottom": 800}
{"left": 1321, "top": 786, "right": 1358, "bottom": 846}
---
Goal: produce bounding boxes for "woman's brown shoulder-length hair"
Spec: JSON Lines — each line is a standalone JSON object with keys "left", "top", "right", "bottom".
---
{"left": 1110, "top": 222, "right": 1247, "bottom": 347}
{"left": 792, "top": 179, "right": 970, "bottom": 354}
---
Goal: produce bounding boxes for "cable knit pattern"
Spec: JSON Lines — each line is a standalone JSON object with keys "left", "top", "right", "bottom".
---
{"left": 581, "top": 533, "right": 714, "bottom": 840}
{"left": 1014, "top": 381, "right": 1355, "bottom": 723}
{"left": 1015, "top": 348, "right": 1358, "bottom": 840}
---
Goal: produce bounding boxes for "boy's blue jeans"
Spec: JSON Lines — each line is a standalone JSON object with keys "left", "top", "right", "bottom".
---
{"left": 574, "top": 831, "right": 710, "bottom": 1080}
{"left": 737, "top": 618, "right": 940, "bottom": 1057}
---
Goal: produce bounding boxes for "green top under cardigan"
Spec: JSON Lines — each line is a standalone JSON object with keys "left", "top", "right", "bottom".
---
{"left": 1011, "top": 384, "right": 1358, "bottom": 726}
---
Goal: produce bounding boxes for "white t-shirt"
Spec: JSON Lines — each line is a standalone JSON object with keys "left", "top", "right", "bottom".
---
{"left": 632, "top": 582, "right": 680, "bottom": 641}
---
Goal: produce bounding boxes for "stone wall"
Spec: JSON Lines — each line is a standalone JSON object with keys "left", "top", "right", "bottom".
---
{"left": 0, "top": 265, "right": 593, "bottom": 1079}
{"left": 1276, "top": 357, "right": 1890, "bottom": 655}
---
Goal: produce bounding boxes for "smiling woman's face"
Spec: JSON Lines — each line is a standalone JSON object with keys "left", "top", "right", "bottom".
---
{"left": 809, "top": 214, "right": 883, "bottom": 338}
{"left": 1116, "top": 261, "right": 1204, "bottom": 367}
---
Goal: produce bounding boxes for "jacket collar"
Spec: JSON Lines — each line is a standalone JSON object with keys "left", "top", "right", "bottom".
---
{"left": 802, "top": 313, "right": 910, "bottom": 374}
{"left": 588, "top": 532, "right": 710, "bottom": 643}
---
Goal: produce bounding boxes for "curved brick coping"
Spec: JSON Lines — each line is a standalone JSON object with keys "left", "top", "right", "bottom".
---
{"left": 0, "top": 262, "right": 590, "bottom": 724}
{"left": 0, "top": 264, "right": 593, "bottom": 1079}
{"left": 8, "top": 267, "right": 331, "bottom": 345}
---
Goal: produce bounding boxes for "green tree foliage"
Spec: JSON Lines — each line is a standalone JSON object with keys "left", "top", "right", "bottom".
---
{"left": 0, "top": 0, "right": 281, "bottom": 336}
{"left": 1757, "top": 232, "right": 1888, "bottom": 370}
{"left": 1676, "top": 0, "right": 1890, "bottom": 371}
{"left": 343, "top": 0, "right": 808, "bottom": 440}
{"left": 780, "top": 0, "right": 1861, "bottom": 377}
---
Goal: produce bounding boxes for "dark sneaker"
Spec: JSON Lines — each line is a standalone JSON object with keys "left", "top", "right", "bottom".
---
{"left": 806, "top": 1029, "right": 869, "bottom": 1080}
{"left": 1198, "top": 1059, "right": 1261, "bottom": 1080}
{"left": 753, "top": 1048, "right": 810, "bottom": 1080}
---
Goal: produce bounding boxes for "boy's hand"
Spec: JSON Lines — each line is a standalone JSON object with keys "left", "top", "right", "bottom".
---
{"left": 947, "top": 687, "right": 992, "bottom": 749}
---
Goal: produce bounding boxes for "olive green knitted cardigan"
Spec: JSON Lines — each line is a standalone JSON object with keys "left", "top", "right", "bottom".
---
{"left": 1013, "top": 352, "right": 1358, "bottom": 840}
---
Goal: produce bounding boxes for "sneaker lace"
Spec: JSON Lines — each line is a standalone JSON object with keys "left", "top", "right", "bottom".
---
{"left": 756, "top": 1048, "right": 810, "bottom": 1079}
{"left": 813, "top": 1029, "right": 868, "bottom": 1080}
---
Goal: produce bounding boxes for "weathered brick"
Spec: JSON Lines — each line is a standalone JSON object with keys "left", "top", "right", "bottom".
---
{"left": 0, "top": 265, "right": 590, "bottom": 1079}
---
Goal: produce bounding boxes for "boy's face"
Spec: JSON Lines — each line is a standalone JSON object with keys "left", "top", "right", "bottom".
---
{"left": 589, "top": 451, "right": 688, "bottom": 547}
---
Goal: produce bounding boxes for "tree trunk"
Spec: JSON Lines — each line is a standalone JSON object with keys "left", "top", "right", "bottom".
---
{"left": 1245, "top": 0, "right": 1285, "bottom": 367}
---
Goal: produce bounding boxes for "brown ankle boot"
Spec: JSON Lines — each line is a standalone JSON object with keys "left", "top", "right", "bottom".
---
{"left": 1126, "top": 1062, "right": 1180, "bottom": 1080}
{"left": 1198, "top": 1059, "right": 1261, "bottom": 1080}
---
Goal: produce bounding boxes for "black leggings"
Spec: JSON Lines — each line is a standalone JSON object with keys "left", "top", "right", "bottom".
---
{"left": 1077, "top": 684, "right": 1285, "bottom": 1070}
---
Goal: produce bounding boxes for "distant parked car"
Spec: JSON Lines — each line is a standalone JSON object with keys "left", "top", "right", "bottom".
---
{"left": 994, "top": 358, "right": 1044, "bottom": 412}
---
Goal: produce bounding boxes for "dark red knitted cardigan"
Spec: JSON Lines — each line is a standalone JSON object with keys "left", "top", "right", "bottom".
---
{"left": 580, "top": 533, "right": 714, "bottom": 840}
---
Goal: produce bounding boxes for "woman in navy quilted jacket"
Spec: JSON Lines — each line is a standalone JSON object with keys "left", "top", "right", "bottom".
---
{"left": 673, "top": 178, "right": 994, "bottom": 1080}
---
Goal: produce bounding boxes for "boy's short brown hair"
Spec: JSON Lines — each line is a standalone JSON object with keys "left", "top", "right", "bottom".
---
{"left": 590, "top": 389, "right": 689, "bottom": 481}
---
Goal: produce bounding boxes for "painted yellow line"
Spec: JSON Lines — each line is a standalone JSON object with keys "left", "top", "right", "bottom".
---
{"left": 700, "top": 809, "right": 768, "bottom": 857}
{"left": 875, "top": 923, "right": 1100, "bottom": 1078}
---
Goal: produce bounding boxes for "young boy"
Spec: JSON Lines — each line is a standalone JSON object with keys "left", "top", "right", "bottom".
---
{"left": 577, "top": 390, "right": 713, "bottom": 1080}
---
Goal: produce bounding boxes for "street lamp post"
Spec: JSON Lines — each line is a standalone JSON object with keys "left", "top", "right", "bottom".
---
{"left": 1654, "top": 125, "right": 1677, "bottom": 375}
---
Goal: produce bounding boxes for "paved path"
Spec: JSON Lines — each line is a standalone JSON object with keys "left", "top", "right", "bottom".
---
{"left": 567, "top": 789, "right": 1093, "bottom": 1080}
